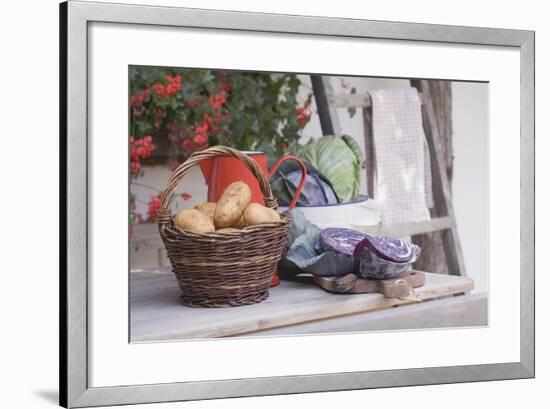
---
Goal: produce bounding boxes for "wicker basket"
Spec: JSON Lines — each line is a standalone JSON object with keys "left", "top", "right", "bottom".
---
{"left": 157, "top": 146, "right": 290, "bottom": 308}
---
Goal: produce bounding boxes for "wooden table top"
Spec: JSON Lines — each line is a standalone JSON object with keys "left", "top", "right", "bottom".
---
{"left": 130, "top": 269, "right": 476, "bottom": 342}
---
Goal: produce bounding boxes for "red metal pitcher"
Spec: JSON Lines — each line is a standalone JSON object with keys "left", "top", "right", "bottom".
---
{"left": 199, "top": 151, "right": 307, "bottom": 286}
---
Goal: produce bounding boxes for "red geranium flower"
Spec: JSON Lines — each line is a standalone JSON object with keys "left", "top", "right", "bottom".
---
{"left": 296, "top": 102, "right": 312, "bottom": 127}
{"left": 181, "top": 139, "right": 193, "bottom": 149}
{"left": 130, "top": 135, "right": 155, "bottom": 176}
{"left": 146, "top": 194, "right": 162, "bottom": 222}
{"left": 193, "top": 132, "right": 208, "bottom": 145}
{"left": 218, "top": 81, "right": 232, "bottom": 92}
{"left": 153, "top": 74, "right": 183, "bottom": 99}
{"left": 203, "top": 114, "right": 213, "bottom": 132}
{"left": 130, "top": 87, "right": 150, "bottom": 107}
{"left": 208, "top": 92, "right": 226, "bottom": 110}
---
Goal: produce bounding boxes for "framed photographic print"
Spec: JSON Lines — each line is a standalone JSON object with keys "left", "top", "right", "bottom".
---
{"left": 60, "top": 1, "right": 534, "bottom": 407}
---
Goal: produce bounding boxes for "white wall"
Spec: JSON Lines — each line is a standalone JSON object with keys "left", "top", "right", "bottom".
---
{"left": 452, "top": 82, "right": 489, "bottom": 293}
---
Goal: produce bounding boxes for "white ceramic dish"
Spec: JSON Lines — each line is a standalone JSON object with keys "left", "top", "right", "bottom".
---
{"left": 279, "top": 195, "right": 381, "bottom": 229}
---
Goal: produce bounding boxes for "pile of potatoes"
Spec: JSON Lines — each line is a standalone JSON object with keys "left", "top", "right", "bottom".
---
{"left": 174, "top": 181, "right": 281, "bottom": 234}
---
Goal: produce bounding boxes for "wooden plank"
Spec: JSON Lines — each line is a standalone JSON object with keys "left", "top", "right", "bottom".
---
{"left": 314, "top": 271, "right": 425, "bottom": 297}
{"left": 311, "top": 75, "right": 342, "bottom": 135}
{"left": 328, "top": 92, "right": 426, "bottom": 108}
{"left": 354, "top": 216, "right": 453, "bottom": 238}
{"left": 251, "top": 293, "right": 487, "bottom": 336}
{"left": 130, "top": 269, "right": 474, "bottom": 341}
{"left": 411, "top": 80, "right": 453, "bottom": 275}
{"left": 412, "top": 80, "right": 467, "bottom": 277}
{"left": 362, "top": 105, "right": 375, "bottom": 197}
{"left": 328, "top": 93, "right": 372, "bottom": 108}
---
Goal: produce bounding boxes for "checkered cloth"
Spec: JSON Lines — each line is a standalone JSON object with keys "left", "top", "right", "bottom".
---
{"left": 368, "top": 87, "right": 433, "bottom": 226}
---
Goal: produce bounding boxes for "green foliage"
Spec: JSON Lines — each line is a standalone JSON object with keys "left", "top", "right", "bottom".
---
{"left": 130, "top": 66, "right": 312, "bottom": 162}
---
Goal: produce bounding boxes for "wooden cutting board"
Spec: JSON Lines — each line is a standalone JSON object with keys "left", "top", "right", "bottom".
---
{"left": 314, "top": 271, "right": 425, "bottom": 298}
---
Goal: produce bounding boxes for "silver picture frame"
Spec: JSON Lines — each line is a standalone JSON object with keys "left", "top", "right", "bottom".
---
{"left": 60, "top": 1, "right": 535, "bottom": 407}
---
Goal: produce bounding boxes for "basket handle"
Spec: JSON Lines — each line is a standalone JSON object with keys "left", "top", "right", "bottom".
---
{"left": 157, "top": 146, "right": 278, "bottom": 229}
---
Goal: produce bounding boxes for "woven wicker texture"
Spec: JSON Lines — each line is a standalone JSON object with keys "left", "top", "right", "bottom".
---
{"left": 158, "top": 146, "right": 290, "bottom": 308}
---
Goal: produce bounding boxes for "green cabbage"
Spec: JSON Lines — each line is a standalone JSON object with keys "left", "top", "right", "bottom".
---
{"left": 290, "top": 135, "right": 363, "bottom": 201}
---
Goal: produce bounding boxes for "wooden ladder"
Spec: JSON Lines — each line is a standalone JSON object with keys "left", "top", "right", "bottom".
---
{"left": 310, "top": 76, "right": 466, "bottom": 277}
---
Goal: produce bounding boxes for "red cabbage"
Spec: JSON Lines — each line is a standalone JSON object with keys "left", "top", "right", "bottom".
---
{"left": 320, "top": 228, "right": 420, "bottom": 263}
{"left": 320, "top": 228, "right": 367, "bottom": 256}
{"left": 284, "top": 222, "right": 422, "bottom": 279}
{"left": 353, "top": 240, "right": 414, "bottom": 279}
{"left": 358, "top": 235, "right": 421, "bottom": 263}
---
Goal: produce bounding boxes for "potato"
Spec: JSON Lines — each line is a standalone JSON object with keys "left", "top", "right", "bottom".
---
{"left": 233, "top": 215, "right": 246, "bottom": 229}
{"left": 243, "top": 202, "right": 281, "bottom": 226}
{"left": 194, "top": 202, "right": 216, "bottom": 221}
{"left": 174, "top": 208, "right": 215, "bottom": 233}
{"left": 214, "top": 181, "right": 252, "bottom": 228}
{"left": 215, "top": 227, "right": 241, "bottom": 234}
